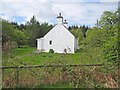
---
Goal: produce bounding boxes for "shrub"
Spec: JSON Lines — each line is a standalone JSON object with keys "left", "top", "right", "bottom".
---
{"left": 49, "top": 49, "right": 54, "bottom": 53}
{"left": 75, "top": 49, "right": 80, "bottom": 53}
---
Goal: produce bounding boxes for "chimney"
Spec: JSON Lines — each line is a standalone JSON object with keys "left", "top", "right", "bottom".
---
{"left": 57, "top": 13, "right": 63, "bottom": 24}
{"left": 63, "top": 19, "right": 68, "bottom": 28}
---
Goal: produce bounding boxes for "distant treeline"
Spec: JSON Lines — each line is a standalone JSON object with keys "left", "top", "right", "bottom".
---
{"left": 1, "top": 15, "right": 90, "bottom": 50}
{"left": 2, "top": 16, "right": 53, "bottom": 51}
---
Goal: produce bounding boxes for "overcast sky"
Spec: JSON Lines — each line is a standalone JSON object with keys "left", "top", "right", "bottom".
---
{"left": 1, "top": 0, "right": 119, "bottom": 27}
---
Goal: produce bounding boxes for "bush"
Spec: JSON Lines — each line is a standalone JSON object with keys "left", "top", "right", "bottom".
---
{"left": 49, "top": 49, "right": 54, "bottom": 53}
{"left": 75, "top": 49, "right": 80, "bottom": 53}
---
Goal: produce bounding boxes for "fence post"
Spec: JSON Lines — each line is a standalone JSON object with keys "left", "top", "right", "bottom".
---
{"left": 16, "top": 66, "right": 19, "bottom": 88}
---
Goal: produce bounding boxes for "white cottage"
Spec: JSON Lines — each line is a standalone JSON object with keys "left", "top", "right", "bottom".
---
{"left": 37, "top": 13, "right": 79, "bottom": 54}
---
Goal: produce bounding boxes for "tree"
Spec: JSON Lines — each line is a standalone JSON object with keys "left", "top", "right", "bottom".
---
{"left": 25, "top": 15, "right": 40, "bottom": 46}
{"left": 2, "top": 20, "right": 15, "bottom": 45}
{"left": 25, "top": 15, "right": 53, "bottom": 47}
{"left": 2, "top": 19, "right": 28, "bottom": 49}
{"left": 38, "top": 22, "right": 53, "bottom": 37}
{"left": 70, "top": 28, "right": 84, "bottom": 46}
{"left": 80, "top": 25, "right": 88, "bottom": 38}
{"left": 82, "top": 10, "right": 119, "bottom": 65}
{"left": 19, "top": 24, "right": 26, "bottom": 31}
{"left": 98, "top": 11, "right": 118, "bottom": 29}
{"left": 13, "top": 30, "right": 28, "bottom": 47}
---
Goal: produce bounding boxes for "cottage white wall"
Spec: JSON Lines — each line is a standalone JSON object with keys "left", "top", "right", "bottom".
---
{"left": 37, "top": 38, "right": 44, "bottom": 51}
{"left": 43, "top": 25, "right": 75, "bottom": 53}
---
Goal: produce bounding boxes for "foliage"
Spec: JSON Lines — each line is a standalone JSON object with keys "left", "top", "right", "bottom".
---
{"left": 25, "top": 16, "right": 40, "bottom": 47}
{"left": 2, "top": 15, "right": 53, "bottom": 51}
{"left": 13, "top": 29, "right": 28, "bottom": 47}
{"left": 49, "top": 49, "right": 54, "bottom": 53}
{"left": 69, "top": 25, "right": 89, "bottom": 38}
{"left": 82, "top": 10, "right": 119, "bottom": 65}
{"left": 2, "top": 20, "right": 27, "bottom": 50}
{"left": 102, "top": 25, "right": 118, "bottom": 64}
{"left": 25, "top": 16, "right": 53, "bottom": 47}
{"left": 98, "top": 11, "right": 118, "bottom": 29}
{"left": 70, "top": 29, "right": 84, "bottom": 46}
{"left": 98, "top": 10, "right": 118, "bottom": 64}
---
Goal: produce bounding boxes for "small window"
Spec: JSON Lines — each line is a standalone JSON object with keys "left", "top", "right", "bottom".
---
{"left": 49, "top": 40, "right": 52, "bottom": 45}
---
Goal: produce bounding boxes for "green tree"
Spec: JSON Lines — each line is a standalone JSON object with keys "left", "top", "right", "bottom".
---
{"left": 2, "top": 20, "right": 16, "bottom": 51}
{"left": 13, "top": 30, "right": 28, "bottom": 47}
{"left": 70, "top": 29, "right": 84, "bottom": 46}
{"left": 98, "top": 10, "right": 118, "bottom": 64}
{"left": 82, "top": 10, "right": 119, "bottom": 65}
{"left": 81, "top": 25, "right": 88, "bottom": 38}
{"left": 25, "top": 16, "right": 53, "bottom": 47}
{"left": 2, "top": 19, "right": 28, "bottom": 49}
{"left": 25, "top": 15, "right": 40, "bottom": 47}
{"left": 98, "top": 11, "right": 118, "bottom": 29}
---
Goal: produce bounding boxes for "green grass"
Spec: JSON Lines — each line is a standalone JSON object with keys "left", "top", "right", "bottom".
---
{"left": 3, "top": 47, "right": 107, "bottom": 66}
{"left": 13, "top": 47, "right": 36, "bottom": 56}
{"left": 2, "top": 47, "right": 117, "bottom": 88}
{"left": 2, "top": 47, "right": 36, "bottom": 66}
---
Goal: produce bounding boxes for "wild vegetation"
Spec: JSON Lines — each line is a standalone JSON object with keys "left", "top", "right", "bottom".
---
{"left": 1, "top": 8, "right": 119, "bottom": 88}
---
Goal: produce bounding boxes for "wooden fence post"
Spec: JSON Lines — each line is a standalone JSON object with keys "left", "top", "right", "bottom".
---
{"left": 16, "top": 66, "right": 19, "bottom": 88}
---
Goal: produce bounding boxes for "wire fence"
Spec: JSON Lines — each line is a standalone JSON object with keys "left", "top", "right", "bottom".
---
{"left": 1, "top": 63, "right": 109, "bottom": 88}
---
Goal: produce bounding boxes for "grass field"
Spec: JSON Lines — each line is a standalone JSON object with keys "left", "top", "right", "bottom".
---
{"left": 3, "top": 47, "right": 107, "bottom": 66}
{"left": 14, "top": 47, "right": 36, "bottom": 56}
{"left": 2, "top": 47, "right": 118, "bottom": 88}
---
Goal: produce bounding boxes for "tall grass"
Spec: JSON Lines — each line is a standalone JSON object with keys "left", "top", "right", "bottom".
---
{"left": 2, "top": 64, "right": 118, "bottom": 88}
{"left": 2, "top": 47, "right": 119, "bottom": 88}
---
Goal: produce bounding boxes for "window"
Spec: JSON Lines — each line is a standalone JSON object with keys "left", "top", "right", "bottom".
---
{"left": 49, "top": 40, "right": 52, "bottom": 45}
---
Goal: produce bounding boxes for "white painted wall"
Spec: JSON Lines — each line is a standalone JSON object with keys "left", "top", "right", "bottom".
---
{"left": 39, "top": 24, "right": 75, "bottom": 53}
{"left": 37, "top": 38, "right": 44, "bottom": 51}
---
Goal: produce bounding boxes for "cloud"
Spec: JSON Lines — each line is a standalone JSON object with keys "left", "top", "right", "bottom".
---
{"left": 49, "top": 0, "right": 119, "bottom": 2}
{"left": 1, "top": 0, "right": 118, "bottom": 27}
{"left": 99, "top": 0, "right": 119, "bottom": 2}
{"left": 2, "top": 0, "right": 48, "bottom": 3}
{"left": 1, "top": 0, "right": 55, "bottom": 24}
{"left": 51, "top": 2, "right": 118, "bottom": 26}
